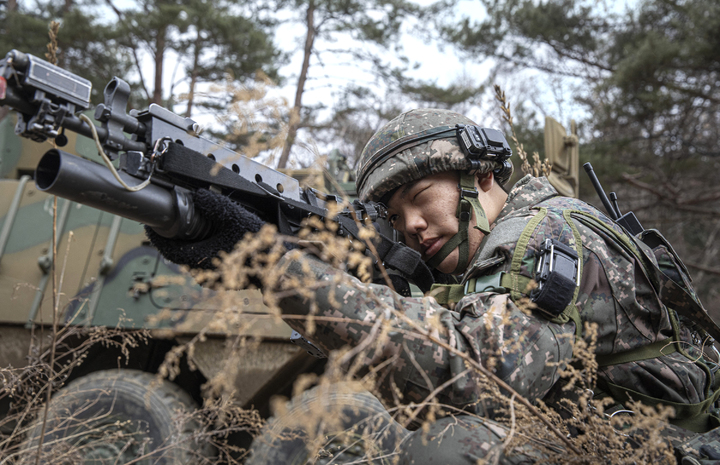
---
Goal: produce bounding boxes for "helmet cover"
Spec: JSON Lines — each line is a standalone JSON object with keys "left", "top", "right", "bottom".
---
{"left": 356, "top": 108, "right": 502, "bottom": 202}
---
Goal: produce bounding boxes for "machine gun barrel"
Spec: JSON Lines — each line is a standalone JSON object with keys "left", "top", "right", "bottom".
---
{"left": 61, "top": 113, "right": 147, "bottom": 153}
{"left": 36, "top": 149, "right": 211, "bottom": 240}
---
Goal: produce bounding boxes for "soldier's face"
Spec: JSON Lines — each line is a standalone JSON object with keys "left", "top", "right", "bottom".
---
{"left": 386, "top": 171, "right": 489, "bottom": 274}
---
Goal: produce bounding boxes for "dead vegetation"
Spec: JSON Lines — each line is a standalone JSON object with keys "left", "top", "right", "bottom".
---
{"left": 0, "top": 207, "right": 682, "bottom": 464}
{"left": 0, "top": 25, "right": 691, "bottom": 465}
{"left": 186, "top": 208, "right": 679, "bottom": 465}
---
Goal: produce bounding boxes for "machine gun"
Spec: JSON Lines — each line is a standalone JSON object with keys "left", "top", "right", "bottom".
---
{"left": 0, "top": 50, "right": 435, "bottom": 294}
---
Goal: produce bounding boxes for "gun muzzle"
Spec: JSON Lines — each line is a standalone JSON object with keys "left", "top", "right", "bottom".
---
{"left": 36, "top": 149, "right": 211, "bottom": 240}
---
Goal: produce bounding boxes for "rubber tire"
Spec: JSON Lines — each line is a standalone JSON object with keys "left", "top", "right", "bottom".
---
{"left": 247, "top": 385, "right": 409, "bottom": 465}
{"left": 24, "top": 369, "right": 210, "bottom": 464}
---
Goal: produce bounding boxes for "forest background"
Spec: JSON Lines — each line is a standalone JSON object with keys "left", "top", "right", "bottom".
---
{"left": 0, "top": 0, "right": 718, "bottom": 311}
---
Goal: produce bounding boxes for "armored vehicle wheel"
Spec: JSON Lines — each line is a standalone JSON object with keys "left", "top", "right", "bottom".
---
{"left": 24, "top": 369, "right": 210, "bottom": 464}
{"left": 247, "top": 384, "right": 409, "bottom": 465}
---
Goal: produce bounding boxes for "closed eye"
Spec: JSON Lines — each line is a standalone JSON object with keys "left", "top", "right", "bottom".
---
{"left": 412, "top": 185, "right": 431, "bottom": 203}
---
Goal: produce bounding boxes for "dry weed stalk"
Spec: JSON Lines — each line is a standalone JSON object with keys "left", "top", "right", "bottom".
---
{"left": 44, "top": 22, "right": 60, "bottom": 66}
{"left": 494, "top": 85, "right": 552, "bottom": 178}
{"left": 31, "top": 23, "right": 62, "bottom": 465}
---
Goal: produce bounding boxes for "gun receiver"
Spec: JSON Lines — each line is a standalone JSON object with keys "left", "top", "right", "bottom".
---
{"left": 583, "top": 162, "right": 644, "bottom": 236}
{"left": 0, "top": 50, "right": 435, "bottom": 291}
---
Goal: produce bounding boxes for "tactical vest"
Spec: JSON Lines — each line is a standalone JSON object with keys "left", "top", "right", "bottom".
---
{"left": 431, "top": 196, "right": 720, "bottom": 433}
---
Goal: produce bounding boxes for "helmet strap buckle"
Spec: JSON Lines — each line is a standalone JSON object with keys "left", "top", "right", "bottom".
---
{"left": 424, "top": 173, "right": 492, "bottom": 274}
{"left": 459, "top": 185, "right": 479, "bottom": 199}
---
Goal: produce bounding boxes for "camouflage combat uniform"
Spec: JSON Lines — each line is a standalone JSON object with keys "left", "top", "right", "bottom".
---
{"left": 275, "top": 174, "right": 716, "bottom": 463}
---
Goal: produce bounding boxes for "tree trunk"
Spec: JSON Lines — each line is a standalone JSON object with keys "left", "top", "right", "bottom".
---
{"left": 2, "top": 1, "right": 19, "bottom": 118}
{"left": 277, "top": 0, "right": 315, "bottom": 169}
{"left": 153, "top": 27, "right": 166, "bottom": 105}
{"left": 185, "top": 35, "right": 202, "bottom": 118}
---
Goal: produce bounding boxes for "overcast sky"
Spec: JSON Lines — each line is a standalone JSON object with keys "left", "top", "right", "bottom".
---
{"left": 246, "top": 0, "right": 596, "bottom": 147}
{"left": 108, "top": 0, "right": 632, "bottom": 164}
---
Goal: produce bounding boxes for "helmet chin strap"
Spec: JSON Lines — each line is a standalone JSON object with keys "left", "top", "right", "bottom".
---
{"left": 424, "top": 172, "right": 490, "bottom": 274}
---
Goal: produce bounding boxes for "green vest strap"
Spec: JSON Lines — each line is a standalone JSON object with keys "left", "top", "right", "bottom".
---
{"left": 595, "top": 339, "right": 678, "bottom": 367}
{"left": 429, "top": 282, "right": 466, "bottom": 306}
{"left": 509, "top": 207, "right": 547, "bottom": 301}
{"left": 430, "top": 270, "right": 583, "bottom": 339}
{"left": 546, "top": 303, "right": 583, "bottom": 341}
{"left": 429, "top": 272, "right": 522, "bottom": 306}
{"left": 601, "top": 380, "right": 720, "bottom": 433}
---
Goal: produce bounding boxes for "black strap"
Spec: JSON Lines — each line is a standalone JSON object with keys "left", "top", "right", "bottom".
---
{"left": 162, "top": 142, "right": 267, "bottom": 197}
{"left": 374, "top": 238, "right": 435, "bottom": 292}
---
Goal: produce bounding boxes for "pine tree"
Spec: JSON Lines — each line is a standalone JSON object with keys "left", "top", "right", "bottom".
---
{"left": 440, "top": 0, "right": 720, "bottom": 308}
{"left": 174, "top": 0, "right": 281, "bottom": 117}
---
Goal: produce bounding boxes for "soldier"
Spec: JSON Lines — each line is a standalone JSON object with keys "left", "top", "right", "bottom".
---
{"left": 148, "top": 109, "right": 719, "bottom": 463}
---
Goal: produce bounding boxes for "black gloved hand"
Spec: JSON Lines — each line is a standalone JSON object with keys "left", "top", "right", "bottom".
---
{"left": 145, "top": 188, "right": 265, "bottom": 269}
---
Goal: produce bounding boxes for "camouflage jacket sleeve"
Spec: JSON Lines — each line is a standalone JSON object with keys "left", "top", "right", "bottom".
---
{"left": 274, "top": 250, "right": 575, "bottom": 413}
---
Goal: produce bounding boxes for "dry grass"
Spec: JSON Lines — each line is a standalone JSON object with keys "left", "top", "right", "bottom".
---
{"left": 176, "top": 204, "right": 679, "bottom": 464}
{"left": 494, "top": 84, "right": 552, "bottom": 178}
{"left": 0, "top": 27, "right": 682, "bottom": 465}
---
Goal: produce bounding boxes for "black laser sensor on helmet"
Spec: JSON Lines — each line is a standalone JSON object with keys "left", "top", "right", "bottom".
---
{"left": 456, "top": 124, "right": 513, "bottom": 185}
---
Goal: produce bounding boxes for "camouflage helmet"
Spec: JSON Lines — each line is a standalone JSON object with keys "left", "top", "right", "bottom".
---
{"left": 356, "top": 108, "right": 509, "bottom": 202}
